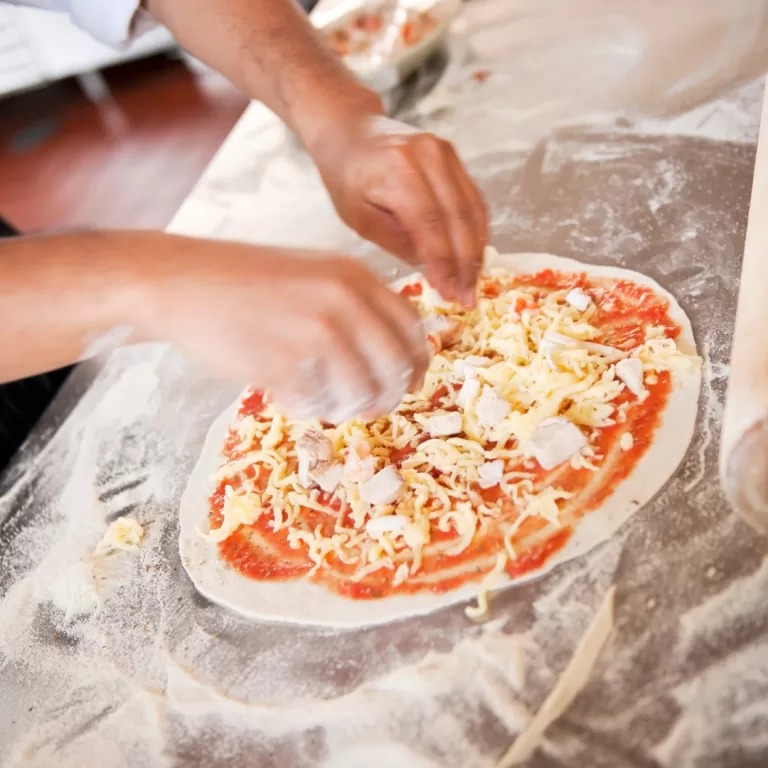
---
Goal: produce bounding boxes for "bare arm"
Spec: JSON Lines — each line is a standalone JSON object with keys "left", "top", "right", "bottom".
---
{"left": 145, "top": 0, "right": 489, "bottom": 304}
{"left": 0, "top": 231, "right": 143, "bottom": 383}
{"left": 145, "top": 0, "right": 383, "bottom": 153}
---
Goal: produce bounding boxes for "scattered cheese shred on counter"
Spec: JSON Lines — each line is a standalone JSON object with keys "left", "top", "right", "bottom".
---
{"left": 206, "top": 265, "right": 700, "bottom": 609}
{"left": 465, "top": 552, "right": 509, "bottom": 621}
{"left": 95, "top": 517, "right": 144, "bottom": 555}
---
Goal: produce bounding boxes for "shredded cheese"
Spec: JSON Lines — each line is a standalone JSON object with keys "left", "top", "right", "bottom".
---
{"left": 206, "top": 267, "right": 700, "bottom": 608}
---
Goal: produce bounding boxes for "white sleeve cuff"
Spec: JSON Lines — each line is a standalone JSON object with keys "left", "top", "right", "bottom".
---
{"left": 70, "top": 0, "right": 157, "bottom": 48}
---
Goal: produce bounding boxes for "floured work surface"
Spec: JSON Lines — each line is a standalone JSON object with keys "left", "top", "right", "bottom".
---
{"left": 0, "top": 73, "right": 767, "bottom": 768}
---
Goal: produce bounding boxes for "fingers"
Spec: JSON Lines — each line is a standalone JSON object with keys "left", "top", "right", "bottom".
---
{"left": 277, "top": 261, "right": 430, "bottom": 423}
{"left": 364, "top": 152, "right": 462, "bottom": 304}
{"left": 418, "top": 137, "right": 488, "bottom": 307}
{"left": 445, "top": 144, "right": 489, "bottom": 300}
{"left": 360, "top": 273, "right": 431, "bottom": 398}
{"left": 360, "top": 135, "right": 488, "bottom": 307}
{"left": 339, "top": 260, "right": 430, "bottom": 414}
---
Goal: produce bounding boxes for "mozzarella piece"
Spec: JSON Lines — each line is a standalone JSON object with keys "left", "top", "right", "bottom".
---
{"left": 366, "top": 514, "right": 409, "bottom": 535}
{"left": 296, "top": 429, "right": 333, "bottom": 487}
{"left": 453, "top": 355, "right": 491, "bottom": 380}
{"left": 426, "top": 411, "right": 463, "bottom": 437}
{"left": 423, "top": 314, "right": 451, "bottom": 337}
{"left": 308, "top": 460, "right": 343, "bottom": 493}
{"left": 539, "top": 330, "right": 582, "bottom": 356}
{"left": 566, "top": 288, "right": 591, "bottom": 311}
{"left": 457, "top": 376, "right": 481, "bottom": 409}
{"left": 361, "top": 465, "right": 405, "bottom": 506}
{"left": 423, "top": 314, "right": 460, "bottom": 352}
{"left": 620, "top": 433, "right": 634, "bottom": 451}
{"left": 528, "top": 417, "right": 588, "bottom": 470}
{"left": 476, "top": 386, "right": 511, "bottom": 428}
{"left": 478, "top": 460, "right": 504, "bottom": 489}
{"left": 615, "top": 358, "right": 644, "bottom": 396}
{"left": 343, "top": 442, "right": 377, "bottom": 484}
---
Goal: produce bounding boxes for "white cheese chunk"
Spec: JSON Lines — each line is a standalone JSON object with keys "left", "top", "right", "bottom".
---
{"left": 476, "top": 386, "right": 511, "bottom": 428}
{"left": 478, "top": 460, "right": 504, "bottom": 489}
{"left": 423, "top": 283, "right": 454, "bottom": 309}
{"left": 529, "top": 417, "right": 588, "bottom": 470}
{"left": 426, "top": 411, "right": 463, "bottom": 437}
{"left": 453, "top": 355, "right": 491, "bottom": 380}
{"left": 620, "top": 432, "right": 634, "bottom": 451}
{"left": 308, "top": 460, "right": 343, "bottom": 493}
{"left": 423, "top": 314, "right": 451, "bottom": 337}
{"left": 539, "top": 330, "right": 582, "bottom": 356}
{"left": 366, "top": 514, "right": 409, "bottom": 535}
{"left": 457, "top": 377, "right": 481, "bottom": 409}
{"left": 296, "top": 429, "right": 333, "bottom": 487}
{"left": 423, "top": 314, "right": 460, "bottom": 352}
{"left": 615, "top": 358, "right": 644, "bottom": 396}
{"left": 361, "top": 465, "right": 405, "bottom": 506}
{"left": 343, "top": 442, "right": 377, "bottom": 484}
{"left": 565, "top": 288, "right": 591, "bottom": 311}
{"left": 583, "top": 341, "right": 625, "bottom": 360}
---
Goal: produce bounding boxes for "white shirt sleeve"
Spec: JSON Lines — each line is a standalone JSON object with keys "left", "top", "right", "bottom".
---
{"left": 4, "top": 0, "right": 158, "bottom": 48}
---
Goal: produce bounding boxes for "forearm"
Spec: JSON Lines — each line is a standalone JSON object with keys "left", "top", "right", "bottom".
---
{"left": 0, "top": 231, "right": 155, "bottom": 383}
{"left": 145, "top": 0, "right": 384, "bottom": 152}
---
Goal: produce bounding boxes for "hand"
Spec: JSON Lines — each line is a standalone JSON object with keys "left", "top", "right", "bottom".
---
{"left": 139, "top": 236, "right": 430, "bottom": 423}
{"left": 310, "top": 115, "right": 489, "bottom": 307}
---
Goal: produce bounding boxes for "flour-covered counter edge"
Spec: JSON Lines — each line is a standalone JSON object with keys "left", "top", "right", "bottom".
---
{"left": 178, "top": 251, "right": 701, "bottom": 628}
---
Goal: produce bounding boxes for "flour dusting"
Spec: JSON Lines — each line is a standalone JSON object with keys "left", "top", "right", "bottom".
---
{"left": 1, "top": 15, "right": 767, "bottom": 766}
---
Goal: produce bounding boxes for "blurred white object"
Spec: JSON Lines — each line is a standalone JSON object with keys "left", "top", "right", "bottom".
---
{"left": 0, "top": 5, "right": 174, "bottom": 98}
{"left": 312, "top": 0, "right": 460, "bottom": 92}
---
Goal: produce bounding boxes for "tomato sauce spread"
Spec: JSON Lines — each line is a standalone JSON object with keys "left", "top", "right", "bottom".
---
{"left": 208, "top": 269, "right": 681, "bottom": 601}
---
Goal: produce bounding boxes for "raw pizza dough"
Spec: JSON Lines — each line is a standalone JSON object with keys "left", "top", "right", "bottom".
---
{"left": 178, "top": 252, "right": 700, "bottom": 628}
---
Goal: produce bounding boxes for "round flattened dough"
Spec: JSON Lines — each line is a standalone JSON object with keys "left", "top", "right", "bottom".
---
{"left": 178, "top": 252, "right": 701, "bottom": 628}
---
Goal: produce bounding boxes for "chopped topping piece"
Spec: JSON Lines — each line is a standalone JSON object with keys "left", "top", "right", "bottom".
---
{"left": 453, "top": 355, "right": 491, "bottom": 380}
{"left": 296, "top": 429, "right": 333, "bottom": 487}
{"left": 620, "top": 433, "right": 634, "bottom": 451}
{"left": 423, "top": 315, "right": 460, "bottom": 352}
{"left": 477, "top": 460, "right": 504, "bottom": 489}
{"left": 423, "top": 314, "right": 450, "bottom": 337}
{"left": 366, "top": 514, "right": 409, "bottom": 535}
{"left": 426, "top": 411, "right": 463, "bottom": 437}
{"left": 539, "top": 330, "right": 582, "bottom": 355}
{"left": 457, "top": 377, "right": 481, "bottom": 409}
{"left": 343, "top": 441, "right": 377, "bottom": 484}
{"left": 360, "top": 465, "right": 405, "bottom": 506}
{"left": 615, "top": 358, "right": 644, "bottom": 395}
{"left": 308, "top": 460, "right": 343, "bottom": 492}
{"left": 476, "top": 386, "right": 510, "bottom": 428}
{"left": 566, "top": 288, "right": 591, "bottom": 311}
{"left": 528, "top": 417, "right": 588, "bottom": 470}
